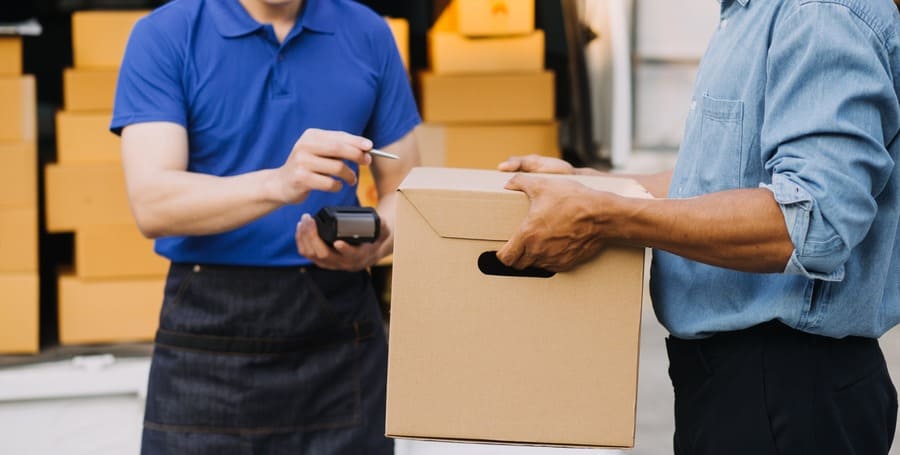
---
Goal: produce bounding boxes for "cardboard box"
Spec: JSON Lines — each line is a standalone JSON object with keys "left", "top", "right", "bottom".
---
{"left": 0, "top": 207, "right": 38, "bottom": 273}
{"left": 56, "top": 112, "right": 120, "bottom": 163}
{"left": 0, "top": 274, "right": 39, "bottom": 354}
{"left": 45, "top": 163, "right": 133, "bottom": 232}
{"left": 385, "top": 17, "right": 410, "bottom": 71}
{"left": 72, "top": 10, "right": 147, "bottom": 69}
{"left": 0, "top": 37, "right": 22, "bottom": 76}
{"left": 0, "top": 75, "right": 36, "bottom": 142}
{"left": 63, "top": 68, "right": 119, "bottom": 112}
{"left": 416, "top": 122, "right": 559, "bottom": 169}
{"left": 76, "top": 224, "right": 168, "bottom": 279}
{"left": 58, "top": 273, "right": 164, "bottom": 345}
{"left": 457, "top": 0, "right": 534, "bottom": 37}
{"left": 0, "top": 142, "right": 37, "bottom": 208}
{"left": 430, "top": 1, "right": 543, "bottom": 74}
{"left": 419, "top": 71, "right": 554, "bottom": 123}
{"left": 387, "top": 167, "right": 649, "bottom": 448}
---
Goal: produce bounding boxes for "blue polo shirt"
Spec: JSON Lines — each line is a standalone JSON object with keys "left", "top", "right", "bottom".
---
{"left": 111, "top": 0, "right": 420, "bottom": 266}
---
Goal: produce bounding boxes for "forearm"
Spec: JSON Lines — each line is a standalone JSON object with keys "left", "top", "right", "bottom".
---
{"left": 127, "top": 168, "right": 284, "bottom": 238}
{"left": 606, "top": 188, "right": 793, "bottom": 272}
{"left": 374, "top": 192, "right": 397, "bottom": 258}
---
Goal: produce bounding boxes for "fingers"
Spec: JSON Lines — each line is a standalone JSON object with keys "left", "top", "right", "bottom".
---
{"left": 297, "top": 128, "right": 373, "bottom": 165}
{"left": 498, "top": 155, "right": 574, "bottom": 175}
{"left": 296, "top": 214, "right": 336, "bottom": 267}
{"left": 497, "top": 156, "right": 524, "bottom": 172}
{"left": 496, "top": 231, "right": 528, "bottom": 269}
{"left": 296, "top": 213, "right": 383, "bottom": 271}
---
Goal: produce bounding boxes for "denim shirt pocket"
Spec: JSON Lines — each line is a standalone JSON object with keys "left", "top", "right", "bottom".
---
{"left": 691, "top": 94, "right": 745, "bottom": 194}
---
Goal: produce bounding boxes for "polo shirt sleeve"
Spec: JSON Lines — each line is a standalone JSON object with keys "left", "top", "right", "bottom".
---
{"left": 110, "top": 18, "right": 187, "bottom": 135}
{"left": 363, "top": 21, "right": 421, "bottom": 148}
{"left": 759, "top": 2, "right": 897, "bottom": 281}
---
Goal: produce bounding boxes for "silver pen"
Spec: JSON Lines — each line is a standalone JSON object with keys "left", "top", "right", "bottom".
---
{"left": 368, "top": 148, "right": 399, "bottom": 160}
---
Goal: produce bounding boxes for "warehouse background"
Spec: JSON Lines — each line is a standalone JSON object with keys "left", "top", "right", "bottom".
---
{"left": 0, "top": 0, "right": 897, "bottom": 454}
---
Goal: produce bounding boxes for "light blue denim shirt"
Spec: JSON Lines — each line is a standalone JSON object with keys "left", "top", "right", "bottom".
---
{"left": 650, "top": 0, "right": 900, "bottom": 339}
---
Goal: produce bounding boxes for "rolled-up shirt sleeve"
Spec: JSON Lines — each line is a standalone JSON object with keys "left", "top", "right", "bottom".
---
{"left": 760, "top": 2, "right": 897, "bottom": 281}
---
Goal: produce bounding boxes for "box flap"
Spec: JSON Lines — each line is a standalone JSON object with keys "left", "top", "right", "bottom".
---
{"left": 397, "top": 167, "right": 651, "bottom": 242}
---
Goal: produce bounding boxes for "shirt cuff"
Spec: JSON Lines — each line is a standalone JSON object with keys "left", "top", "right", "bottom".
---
{"left": 761, "top": 175, "right": 845, "bottom": 282}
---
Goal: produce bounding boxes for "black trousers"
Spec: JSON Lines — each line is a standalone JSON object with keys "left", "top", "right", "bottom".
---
{"left": 666, "top": 321, "right": 898, "bottom": 455}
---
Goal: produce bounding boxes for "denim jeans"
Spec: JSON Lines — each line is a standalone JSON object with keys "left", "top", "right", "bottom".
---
{"left": 141, "top": 263, "right": 393, "bottom": 454}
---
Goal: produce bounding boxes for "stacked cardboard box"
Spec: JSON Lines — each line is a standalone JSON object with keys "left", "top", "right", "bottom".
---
{"left": 44, "top": 11, "right": 165, "bottom": 346}
{"left": 0, "top": 36, "right": 39, "bottom": 354}
{"left": 417, "top": 0, "right": 559, "bottom": 169}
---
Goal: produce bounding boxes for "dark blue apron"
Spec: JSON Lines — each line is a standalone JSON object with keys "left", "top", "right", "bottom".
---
{"left": 141, "top": 263, "right": 392, "bottom": 454}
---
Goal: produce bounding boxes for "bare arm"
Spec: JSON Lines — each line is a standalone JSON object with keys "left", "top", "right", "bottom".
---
{"left": 121, "top": 122, "right": 372, "bottom": 238}
{"left": 496, "top": 174, "right": 793, "bottom": 274}
{"left": 296, "top": 131, "right": 420, "bottom": 271}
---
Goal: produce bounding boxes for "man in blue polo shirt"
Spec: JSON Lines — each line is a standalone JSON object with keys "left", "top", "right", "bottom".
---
{"left": 497, "top": 0, "right": 899, "bottom": 453}
{"left": 111, "top": 0, "right": 420, "bottom": 453}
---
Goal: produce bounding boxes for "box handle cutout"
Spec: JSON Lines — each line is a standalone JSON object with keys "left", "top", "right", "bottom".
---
{"left": 477, "top": 251, "right": 556, "bottom": 278}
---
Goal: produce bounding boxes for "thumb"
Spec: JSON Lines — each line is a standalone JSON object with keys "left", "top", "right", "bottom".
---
{"left": 504, "top": 174, "right": 542, "bottom": 199}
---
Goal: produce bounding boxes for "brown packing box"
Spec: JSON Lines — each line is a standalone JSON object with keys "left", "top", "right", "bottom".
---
{"left": 416, "top": 122, "right": 559, "bottom": 169}
{"left": 0, "top": 75, "right": 36, "bottom": 142}
{"left": 385, "top": 17, "right": 410, "bottom": 71}
{"left": 419, "top": 71, "right": 554, "bottom": 123}
{"left": 45, "top": 163, "right": 133, "bottom": 232}
{"left": 387, "top": 167, "right": 649, "bottom": 448}
{"left": 430, "top": 1, "right": 543, "bottom": 74}
{"left": 63, "top": 68, "right": 119, "bottom": 112}
{"left": 58, "top": 272, "right": 163, "bottom": 345}
{"left": 457, "top": 0, "right": 535, "bottom": 37}
{"left": 0, "top": 273, "right": 39, "bottom": 354}
{"left": 56, "top": 112, "right": 120, "bottom": 163}
{"left": 72, "top": 10, "right": 148, "bottom": 69}
{"left": 76, "top": 224, "right": 168, "bottom": 279}
{"left": 0, "top": 142, "right": 37, "bottom": 208}
{"left": 0, "top": 37, "right": 22, "bottom": 76}
{"left": 0, "top": 207, "right": 38, "bottom": 273}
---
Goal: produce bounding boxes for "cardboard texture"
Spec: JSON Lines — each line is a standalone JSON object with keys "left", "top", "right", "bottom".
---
{"left": 0, "top": 76, "right": 36, "bottom": 142}
{"left": 72, "top": 11, "right": 147, "bottom": 69}
{"left": 75, "top": 224, "right": 167, "bottom": 279}
{"left": 457, "top": 0, "right": 535, "bottom": 37}
{"left": 45, "top": 163, "right": 132, "bottom": 232}
{"left": 55, "top": 112, "right": 120, "bottom": 163}
{"left": 0, "top": 37, "right": 22, "bottom": 76}
{"left": 0, "top": 207, "right": 38, "bottom": 273}
{"left": 387, "top": 167, "right": 649, "bottom": 448}
{"left": 58, "top": 273, "right": 163, "bottom": 345}
{"left": 63, "top": 68, "right": 119, "bottom": 112}
{"left": 385, "top": 17, "right": 410, "bottom": 71}
{"left": 0, "top": 274, "right": 39, "bottom": 354}
{"left": 419, "top": 71, "right": 554, "bottom": 123}
{"left": 430, "top": 1, "right": 543, "bottom": 74}
{"left": 415, "top": 122, "right": 559, "bottom": 169}
{"left": 0, "top": 142, "right": 37, "bottom": 208}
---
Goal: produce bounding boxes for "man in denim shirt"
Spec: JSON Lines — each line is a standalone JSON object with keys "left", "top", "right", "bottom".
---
{"left": 498, "top": 0, "right": 899, "bottom": 453}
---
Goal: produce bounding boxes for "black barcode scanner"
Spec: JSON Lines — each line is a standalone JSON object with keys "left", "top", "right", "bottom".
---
{"left": 314, "top": 206, "right": 381, "bottom": 245}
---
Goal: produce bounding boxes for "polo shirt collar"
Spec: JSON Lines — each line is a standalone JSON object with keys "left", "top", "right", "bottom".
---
{"left": 298, "top": 0, "right": 336, "bottom": 34}
{"left": 209, "top": 0, "right": 335, "bottom": 39}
